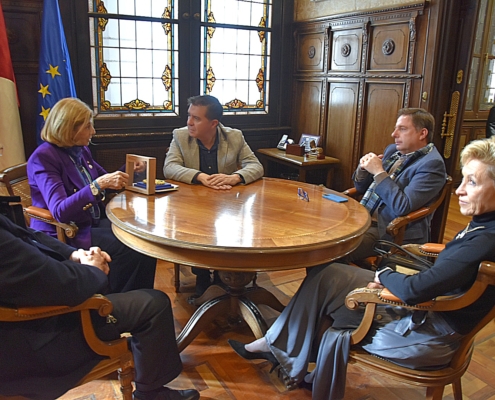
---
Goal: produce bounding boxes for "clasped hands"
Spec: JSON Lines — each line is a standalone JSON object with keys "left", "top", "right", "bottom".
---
{"left": 70, "top": 246, "right": 111, "bottom": 275}
{"left": 359, "top": 152, "right": 385, "bottom": 176}
{"left": 197, "top": 172, "right": 242, "bottom": 190}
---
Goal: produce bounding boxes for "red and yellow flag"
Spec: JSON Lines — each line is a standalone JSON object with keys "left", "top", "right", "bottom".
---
{"left": 0, "top": 4, "right": 25, "bottom": 170}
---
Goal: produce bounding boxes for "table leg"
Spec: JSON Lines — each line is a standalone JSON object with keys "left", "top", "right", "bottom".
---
{"left": 177, "top": 294, "right": 231, "bottom": 352}
{"left": 243, "top": 286, "right": 285, "bottom": 312}
{"left": 176, "top": 270, "right": 286, "bottom": 352}
{"left": 238, "top": 297, "right": 268, "bottom": 339}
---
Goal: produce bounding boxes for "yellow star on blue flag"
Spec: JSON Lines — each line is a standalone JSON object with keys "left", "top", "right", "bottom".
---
{"left": 36, "top": 0, "right": 76, "bottom": 145}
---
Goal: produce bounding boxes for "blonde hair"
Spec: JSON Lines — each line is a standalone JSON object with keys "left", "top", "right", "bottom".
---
{"left": 460, "top": 136, "right": 495, "bottom": 181}
{"left": 41, "top": 97, "right": 93, "bottom": 147}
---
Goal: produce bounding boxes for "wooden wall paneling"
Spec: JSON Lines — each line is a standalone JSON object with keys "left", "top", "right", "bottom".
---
{"left": 368, "top": 21, "right": 411, "bottom": 72}
{"left": 330, "top": 27, "right": 363, "bottom": 72}
{"left": 291, "top": 79, "right": 324, "bottom": 142}
{"left": 325, "top": 80, "right": 359, "bottom": 190}
{"left": 295, "top": 24, "right": 327, "bottom": 73}
{"left": 292, "top": 3, "right": 427, "bottom": 191}
{"left": 361, "top": 81, "right": 406, "bottom": 156}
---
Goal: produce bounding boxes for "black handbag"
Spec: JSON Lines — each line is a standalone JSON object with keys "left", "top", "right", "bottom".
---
{"left": 374, "top": 240, "right": 433, "bottom": 272}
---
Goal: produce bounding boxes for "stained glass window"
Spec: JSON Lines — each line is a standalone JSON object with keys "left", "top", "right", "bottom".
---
{"left": 88, "top": 0, "right": 272, "bottom": 118}
{"left": 88, "top": 0, "right": 178, "bottom": 117}
{"left": 200, "top": 0, "right": 272, "bottom": 114}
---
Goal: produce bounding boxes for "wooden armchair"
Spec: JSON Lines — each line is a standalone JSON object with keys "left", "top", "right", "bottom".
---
{"left": 342, "top": 175, "right": 452, "bottom": 245}
{"left": 0, "top": 162, "right": 78, "bottom": 242}
{"left": 344, "top": 251, "right": 495, "bottom": 400}
{"left": 0, "top": 295, "right": 134, "bottom": 400}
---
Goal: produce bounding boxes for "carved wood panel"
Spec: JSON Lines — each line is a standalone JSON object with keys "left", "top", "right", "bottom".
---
{"left": 296, "top": 30, "right": 326, "bottom": 72}
{"left": 325, "top": 80, "right": 359, "bottom": 189}
{"left": 330, "top": 28, "right": 362, "bottom": 72}
{"left": 292, "top": 79, "right": 324, "bottom": 140}
{"left": 369, "top": 23, "right": 410, "bottom": 71}
{"left": 361, "top": 81, "right": 406, "bottom": 156}
{"left": 292, "top": 3, "right": 426, "bottom": 191}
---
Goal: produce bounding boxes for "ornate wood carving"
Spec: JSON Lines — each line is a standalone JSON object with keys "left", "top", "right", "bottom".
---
{"left": 292, "top": 2, "right": 427, "bottom": 190}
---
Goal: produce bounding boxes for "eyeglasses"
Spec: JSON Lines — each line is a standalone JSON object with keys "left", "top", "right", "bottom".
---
{"left": 297, "top": 187, "right": 309, "bottom": 202}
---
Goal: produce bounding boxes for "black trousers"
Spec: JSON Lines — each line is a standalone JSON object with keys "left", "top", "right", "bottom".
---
{"left": 1, "top": 290, "right": 182, "bottom": 399}
{"left": 105, "top": 289, "right": 183, "bottom": 391}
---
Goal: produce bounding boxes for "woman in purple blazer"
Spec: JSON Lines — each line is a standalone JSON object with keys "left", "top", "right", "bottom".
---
{"left": 27, "top": 97, "right": 156, "bottom": 293}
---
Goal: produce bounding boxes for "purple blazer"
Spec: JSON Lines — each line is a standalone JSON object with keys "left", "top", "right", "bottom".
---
{"left": 27, "top": 142, "right": 107, "bottom": 249}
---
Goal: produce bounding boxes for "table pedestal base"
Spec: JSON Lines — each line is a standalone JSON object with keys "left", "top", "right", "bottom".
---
{"left": 176, "top": 271, "right": 286, "bottom": 352}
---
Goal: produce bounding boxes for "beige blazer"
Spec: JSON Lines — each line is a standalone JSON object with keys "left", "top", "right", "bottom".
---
{"left": 163, "top": 123, "right": 264, "bottom": 184}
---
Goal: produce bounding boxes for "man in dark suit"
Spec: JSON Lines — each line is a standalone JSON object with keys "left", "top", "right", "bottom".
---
{"left": 0, "top": 199, "right": 199, "bottom": 400}
{"left": 348, "top": 108, "right": 446, "bottom": 263}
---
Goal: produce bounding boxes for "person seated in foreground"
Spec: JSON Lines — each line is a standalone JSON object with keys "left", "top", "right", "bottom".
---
{"left": 0, "top": 202, "right": 199, "bottom": 400}
{"left": 346, "top": 108, "right": 446, "bottom": 264}
{"left": 164, "top": 94, "right": 264, "bottom": 296}
{"left": 27, "top": 97, "right": 156, "bottom": 293}
{"left": 228, "top": 137, "right": 495, "bottom": 400}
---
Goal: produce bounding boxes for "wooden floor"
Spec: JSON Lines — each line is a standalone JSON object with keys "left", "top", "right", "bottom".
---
{"left": 59, "top": 192, "right": 495, "bottom": 400}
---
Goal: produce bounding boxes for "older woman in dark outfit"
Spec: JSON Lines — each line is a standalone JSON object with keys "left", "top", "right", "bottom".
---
{"left": 27, "top": 97, "right": 156, "bottom": 293}
{"left": 229, "top": 136, "right": 495, "bottom": 400}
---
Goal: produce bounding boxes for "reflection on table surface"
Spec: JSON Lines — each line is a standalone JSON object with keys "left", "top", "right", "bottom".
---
{"left": 107, "top": 177, "right": 370, "bottom": 351}
{"left": 106, "top": 177, "right": 370, "bottom": 271}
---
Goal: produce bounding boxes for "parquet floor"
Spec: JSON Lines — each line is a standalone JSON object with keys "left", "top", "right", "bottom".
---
{"left": 59, "top": 192, "right": 495, "bottom": 400}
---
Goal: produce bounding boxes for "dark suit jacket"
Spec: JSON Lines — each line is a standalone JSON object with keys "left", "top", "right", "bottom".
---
{"left": 354, "top": 144, "right": 446, "bottom": 243}
{"left": 27, "top": 142, "right": 108, "bottom": 249}
{"left": 0, "top": 213, "right": 108, "bottom": 399}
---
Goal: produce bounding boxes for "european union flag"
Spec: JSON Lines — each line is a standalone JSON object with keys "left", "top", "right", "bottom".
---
{"left": 36, "top": 0, "right": 76, "bottom": 145}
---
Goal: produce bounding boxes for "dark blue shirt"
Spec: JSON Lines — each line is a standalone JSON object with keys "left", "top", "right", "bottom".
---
{"left": 198, "top": 135, "right": 219, "bottom": 175}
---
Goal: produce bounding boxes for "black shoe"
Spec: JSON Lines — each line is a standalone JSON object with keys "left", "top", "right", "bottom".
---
{"left": 228, "top": 339, "right": 279, "bottom": 373}
{"left": 133, "top": 387, "right": 199, "bottom": 400}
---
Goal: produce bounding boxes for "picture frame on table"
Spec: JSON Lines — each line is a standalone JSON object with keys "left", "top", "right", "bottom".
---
{"left": 299, "top": 134, "right": 320, "bottom": 151}
{"left": 125, "top": 154, "right": 157, "bottom": 195}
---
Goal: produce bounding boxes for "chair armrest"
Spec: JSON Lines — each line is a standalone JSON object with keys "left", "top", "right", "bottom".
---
{"left": 401, "top": 243, "right": 445, "bottom": 257}
{"left": 386, "top": 206, "right": 433, "bottom": 237}
{"left": 342, "top": 187, "right": 363, "bottom": 200}
{"left": 0, "top": 294, "right": 112, "bottom": 322}
{"left": 0, "top": 295, "right": 129, "bottom": 358}
{"left": 345, "top": 260, "right": 495, "bottom": 344}
{"left": 25, "top": 205, "right": 78, "bottom": 239}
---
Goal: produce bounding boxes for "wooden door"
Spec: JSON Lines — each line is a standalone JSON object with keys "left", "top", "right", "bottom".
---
{"left": 425, "top": 0, "right": 479, "bottom": 242}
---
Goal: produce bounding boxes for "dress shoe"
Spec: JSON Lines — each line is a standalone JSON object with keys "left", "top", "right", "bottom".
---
{"left": 228, "top": 339, "right": 279, "bottom": 372}
{"left": 133, "top": 387, "right": 200, "bottom": 400}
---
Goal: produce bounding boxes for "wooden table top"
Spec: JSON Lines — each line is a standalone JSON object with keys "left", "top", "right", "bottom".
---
{"left": 106, "top": 177, "right": 370, "bottom": 271}
{"left": 257, "top": 148, "right": 340, "bottom": 166}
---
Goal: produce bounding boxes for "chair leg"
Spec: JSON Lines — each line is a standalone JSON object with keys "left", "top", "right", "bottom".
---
{"left": 119, "top": 366, "right": 134, "bottom": 400}
{"left": 452, "top": 378, "right": 463, "bottom": 400}
{"left": 174, "top": 263, "right": 181, "bottom": 293}
{"left": 426, "top": 385, "right": 445, "bottom": 400}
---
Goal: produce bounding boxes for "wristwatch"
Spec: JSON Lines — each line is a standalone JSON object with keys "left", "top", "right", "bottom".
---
{"left": 90, "top": 181, "right": 99, "bottom": 196}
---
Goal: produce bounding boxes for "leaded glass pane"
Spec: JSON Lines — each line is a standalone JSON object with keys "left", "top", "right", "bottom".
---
{"left": 200, "top": 0, "right": 272, "bottom": 114}
{"left": 465, "top": 57, "right": 480, "bottom": 111}
{"left": 474, "top": 0, "right": 488, "bottom": 54}
{"left": 89, "top": 0, "right": 178, "bottom": 117}
{"left": 479, "top": 2, "right": 495, "bottom": 110}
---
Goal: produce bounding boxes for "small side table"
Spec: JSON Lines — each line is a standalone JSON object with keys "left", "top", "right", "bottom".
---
{"left": 257, "top": 148, "right": 340, "bottom": 188}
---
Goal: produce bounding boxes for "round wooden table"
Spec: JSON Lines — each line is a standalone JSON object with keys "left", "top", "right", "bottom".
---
{"left": 106, "top": 177, "right": 370, "bottom": 351}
